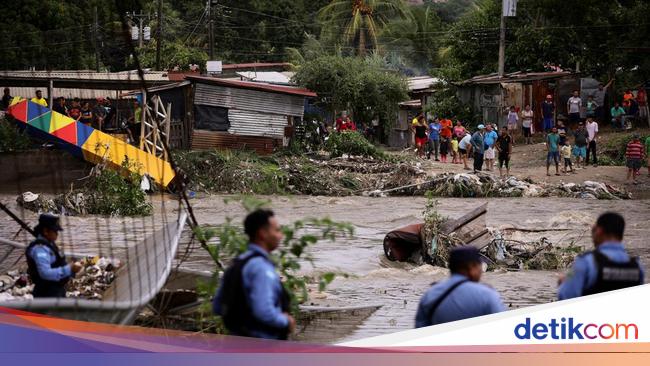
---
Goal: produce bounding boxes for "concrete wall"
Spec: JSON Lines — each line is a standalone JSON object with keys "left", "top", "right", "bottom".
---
{"left": 0, "top": 150, "right": 90, "bottom": 194}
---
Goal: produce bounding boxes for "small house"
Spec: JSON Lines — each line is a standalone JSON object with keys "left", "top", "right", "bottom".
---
{"left": 186, "top": 75, "right": 316, "bottom": 155}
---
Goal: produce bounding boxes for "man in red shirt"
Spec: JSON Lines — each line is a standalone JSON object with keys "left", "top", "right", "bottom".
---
{"left": 335, "top": 113, "right": 356, "bottom": 132}
{"left": 626, "top": 134, "right": 645, "bottom": 185}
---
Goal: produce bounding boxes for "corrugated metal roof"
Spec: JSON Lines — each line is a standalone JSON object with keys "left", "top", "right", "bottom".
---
{"left": 5, "top": 86, "right": 133, "bottom": 100}
{"left": 0, "top": 70, "right": 170, "bottom": 81}
{"left": 408, "top": 76, "right": 441, "bottom": 91}
{"left": 194, "top": 83, "right": 306, "bottom": 117}
{"left": 221, "top": 62, "right": 291, "bottom": 70}
{"left": 188, "top": 75, "right": 316, "bottom": 97}
{"left": 461, "top": 71, "right": 575, "bottom": 85}
{"left": 228, "top": 109, "right": 287, "bottom": 138}
{"left": 235, "top": 71, "right": 292, "bottom": 85}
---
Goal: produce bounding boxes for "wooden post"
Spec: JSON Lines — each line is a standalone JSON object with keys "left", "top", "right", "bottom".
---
{"left": 47, "top": 79, "right": 53, "bottom": 108}
{"left": 140, "top": 90, "right": 147, "bottom": 149}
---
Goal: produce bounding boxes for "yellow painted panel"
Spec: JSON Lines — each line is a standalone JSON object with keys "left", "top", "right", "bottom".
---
{"left": 81, "top": 129, "right": 175, "bottom": 187}
{"left": 49, "top": 112, "right": 76, "bottom": 133}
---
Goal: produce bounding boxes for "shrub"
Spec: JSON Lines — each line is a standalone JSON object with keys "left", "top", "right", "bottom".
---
{"left": 0, "top": 117, "right": 31, "bottom": 152}
{"left": 325, "top": 131, "right": 386, "bottom": 159}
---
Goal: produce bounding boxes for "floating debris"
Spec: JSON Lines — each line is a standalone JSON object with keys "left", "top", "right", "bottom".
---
{"left": 0, "top": 256, "right": 119, "bottom": 301}
{"left": 484, "top": 230, "right": 583, "bottom": 270}
{"left": 367, "top": 172, "right": 631, "bottom": 200}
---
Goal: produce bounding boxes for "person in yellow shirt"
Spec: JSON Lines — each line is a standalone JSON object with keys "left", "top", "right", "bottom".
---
{"left": 30, "top": 90, "right": 48, "bottom": 107}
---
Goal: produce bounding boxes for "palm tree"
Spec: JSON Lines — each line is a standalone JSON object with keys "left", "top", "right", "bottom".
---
{"left": 318, "top": 0, "right": 411, "bottom": 56}
{"left": 381, "top": 5, "right": 444, "bottom": 71}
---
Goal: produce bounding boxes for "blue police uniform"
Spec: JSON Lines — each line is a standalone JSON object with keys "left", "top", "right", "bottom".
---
{"left": 415, "top": 274, "right": 505, "bottom": 327}
{"left": 213, "top": 244, "right": 289, "bottom": 339}
{"left": 558, "top": 242, "right": 644, "bottom": 300}
{"left": 26, "top": 236, "right": 73, "bottom": 298}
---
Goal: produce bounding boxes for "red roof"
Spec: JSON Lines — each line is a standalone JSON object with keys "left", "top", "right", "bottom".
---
{"left": 186, "top": 75, "right": 317, "bottom": 98}
{"left": 221, "top": 62, "right": 292, "bottom": 70}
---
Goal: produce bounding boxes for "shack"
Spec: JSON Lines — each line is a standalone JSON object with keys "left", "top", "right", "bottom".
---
{"left": 457, "top": 71, "right": 602, "bottom": 131}
{"left": 390, "top": 76, "right": 440, "bottom": 148}
{"left": 186, "top": 75, "right": 317, "bottom": 155}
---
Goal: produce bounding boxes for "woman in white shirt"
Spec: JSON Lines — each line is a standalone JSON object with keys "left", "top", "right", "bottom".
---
{"left": 521, "top": 104, "right": 534, "bottom": 145}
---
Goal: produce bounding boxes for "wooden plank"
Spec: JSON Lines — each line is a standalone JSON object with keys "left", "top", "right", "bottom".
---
{"left": 440, "top": 202, "right": 488, "bottom": 234}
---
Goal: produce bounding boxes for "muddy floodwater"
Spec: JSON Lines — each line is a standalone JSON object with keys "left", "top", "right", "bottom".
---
{"left": 1, "top": 194, "right": 649, "bottom": 343}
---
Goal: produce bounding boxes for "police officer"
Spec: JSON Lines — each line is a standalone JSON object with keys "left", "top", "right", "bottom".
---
{"left": 415, "top": 246, "right": 505, "bottom": 327}
{"left": 26, "top": 214, "right": 82, "bottom": 298}
{"left": 213, "top": 209, "right": 296, "bottom": 339}
{"left": 558, "top": 212, "right": 644, "bottom": 300}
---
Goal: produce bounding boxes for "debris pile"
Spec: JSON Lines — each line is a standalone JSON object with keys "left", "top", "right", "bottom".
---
{"left": 485, "top": 230, "right": 583, "bottom": 270}
{"left": 176, "top": 149, "right": 427, "bottom": 196}
{"left": 0, "top": 256, "right": 119, "bottom": 301}
{"left": 367, "top": 173, "right": 631, "bottom": 200}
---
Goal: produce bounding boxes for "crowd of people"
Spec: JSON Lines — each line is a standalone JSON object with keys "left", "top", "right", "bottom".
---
{"left": 408, "top": 84, "right": 650, "bottom": 184}
{"left": 0, "top": 88, "right": 144, "bottom": 145}
{"left": 411, "top": 115, "right": 515, "bottom": 178}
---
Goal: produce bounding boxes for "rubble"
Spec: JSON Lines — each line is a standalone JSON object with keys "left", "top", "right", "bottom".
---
{"left": 367, "top": 172, "right": 631, "bottom": 200}
{"left": 0, "top": 256, "right": 119, "bottom": 301}
{"left": 485, "top": 230, "right": 583, "bottom": 270}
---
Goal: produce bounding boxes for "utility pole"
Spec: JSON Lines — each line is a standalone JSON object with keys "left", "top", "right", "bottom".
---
{"left": 498, "top": 15, "right": 506, "bottom": 77}
{"left": 498, "top": 0, "right": 517, "bottom": 77}
{"left": 156, "top": 0, "right": 163, "bottom": 70}
{"left": 208, "top": 0, "right": 214, "bottom": 60}
{"left": 93, "top": 6, "right": 100, "bottom": 72}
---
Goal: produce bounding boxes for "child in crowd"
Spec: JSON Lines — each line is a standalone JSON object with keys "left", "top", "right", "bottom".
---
{"left": 450, "top": 136, "right": 460, "bottom": 163}
{"left": 560, "top": 141, "right": 575, "bottom": 174}
{"left": 440, "top": 137, "right": 449, "bottom": 163}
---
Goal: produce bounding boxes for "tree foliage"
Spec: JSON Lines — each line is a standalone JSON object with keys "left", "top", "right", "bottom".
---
{"left": 292, "top": 55, "right": 409, "bottom": 130}
{"left": 318, "top": 0, "right": 411, "bottom": 56}
{"left": 441, "top": 0, "right": 650, "bottom": 83}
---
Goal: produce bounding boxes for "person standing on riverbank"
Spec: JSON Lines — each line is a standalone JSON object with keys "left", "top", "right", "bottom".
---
{"left": 542, "top": 95, "right": 555, "bottom": 132}
{"left": 26, "top": 214, "right": 82, "bottom": 298}
{"left": 471, "top": 125, "right": 486, "bottom": 173}
{"left": 213, "top": 210, "right": 296, "bottom": 339}
{"left": 483, "top": 125, "right": 498, "bottom": 172}
{"left": 546, "top": 127, "right": 561, "bottom": 176}
{"left": 573, "top": 122, "right": 589, "bottom": 169}
{"left": 521, "top": 104, "right": 534, "bottom": 145}
{"left": 415, "top": 246, "right": 505, "bottom": 327}
{"left": 625, "top": 134, "right": 645, "bottom": 185}
{"left": 427, "top": 118, "right": 441, "bottom": 161}
{"left": 558, "top": 212, "right": 643, "bottom": 300}
{"left": 585, "top": 117, "right": 599, "bottom": 167}
{"left": 496, "top": 126, "right": 512, "bottom": 178}
{"left": 458, "top": 132, "right": 472, "bottom": 170}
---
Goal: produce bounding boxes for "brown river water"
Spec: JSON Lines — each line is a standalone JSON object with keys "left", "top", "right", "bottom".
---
{"left": 1, "top": 194, "right": 649, "bottom": 343}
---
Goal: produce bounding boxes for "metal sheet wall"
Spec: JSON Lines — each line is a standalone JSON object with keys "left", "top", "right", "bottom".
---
{"left": 227, "top": 109, "right": 287, "bottom": 138}
{"left": 194, "top": 83, "right": 305, "bottom": 117}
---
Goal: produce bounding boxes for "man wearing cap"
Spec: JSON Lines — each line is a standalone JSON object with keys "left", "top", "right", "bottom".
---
{"left": 542, "top": 95, "right": 555, "bottom": 132}
{"left": 558, "top": 212, "right": 643, "bottom": 300}
{"left": 25, "top": 214, "right": 82, "bottom": 298}
{"left": 415, "top": 246, "right": 505, "bottom": 327}
{"left": 470, "top": 125, "right": 486, "bottom": 173}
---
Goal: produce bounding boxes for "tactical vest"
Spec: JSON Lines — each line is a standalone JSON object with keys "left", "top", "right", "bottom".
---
{"left": 25, "top": 238, "right": 69, "bottom": 298}
{"left": 582, "top": 250, "right": 642, "bottom": 296}
{"left": 218, "top": 251, "right": 291, "bottom": 339}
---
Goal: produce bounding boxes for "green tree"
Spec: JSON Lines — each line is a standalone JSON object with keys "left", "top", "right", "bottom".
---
{"left": 292, "top": 55, "right": 408, "bottom": 137}
{"left": 318, "top": 0, "right": 411, "bottom": 56}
